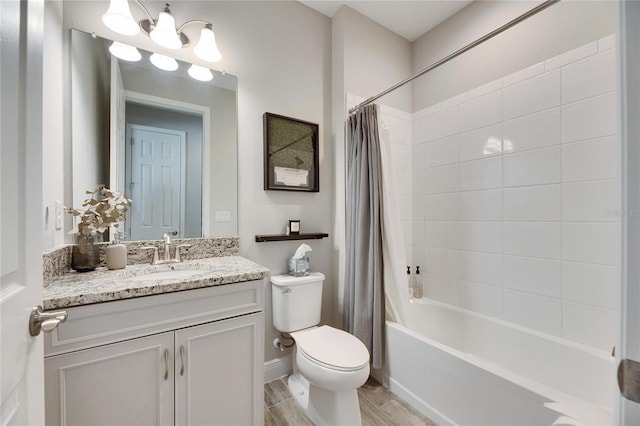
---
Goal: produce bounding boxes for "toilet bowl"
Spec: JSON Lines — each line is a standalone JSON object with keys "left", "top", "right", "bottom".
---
{"left": 292, "top": 326, "right": 370, "bottom": 391}
{"left": 288, "top": 326, "right": 370, "bottom": 426}
{"left": 270, "top": 273, "right": 371, "bottom": 426}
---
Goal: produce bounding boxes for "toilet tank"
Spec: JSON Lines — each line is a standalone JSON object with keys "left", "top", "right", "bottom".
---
{"left": 271, "top": 272, "right": 325, "bottom": 332}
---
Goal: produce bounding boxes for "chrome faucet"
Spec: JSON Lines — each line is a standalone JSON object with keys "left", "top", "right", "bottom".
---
{"left": 163, "top": 233, "right": 172, "bottom": 262}
{"left": 141, "top": 234, "right": 190, "bottom": 265}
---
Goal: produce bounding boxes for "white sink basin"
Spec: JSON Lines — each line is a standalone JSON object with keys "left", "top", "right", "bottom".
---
{"left": 129, "top": 269, "right": 207, "bottom": 282}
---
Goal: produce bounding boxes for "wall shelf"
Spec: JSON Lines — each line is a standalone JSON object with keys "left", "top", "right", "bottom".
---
{"left": 255, "top": 233, "right": 329, "bottom": 243}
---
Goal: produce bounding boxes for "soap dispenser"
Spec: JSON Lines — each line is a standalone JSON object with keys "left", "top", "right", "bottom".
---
{"left": 413, "top": 266, "right": 423, "bottom": 299}
{"left": 106, "top": 232, "right": 127, "bottom": 270}
{"left": 407, "top": 265, "right": 414, "bottom": 297}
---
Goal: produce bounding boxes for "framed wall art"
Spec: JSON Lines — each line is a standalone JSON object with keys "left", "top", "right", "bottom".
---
{"left": 263, "top": 112, "right": 319, "bottom": 192}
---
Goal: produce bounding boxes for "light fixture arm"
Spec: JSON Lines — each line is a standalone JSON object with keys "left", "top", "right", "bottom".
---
{"left": 176, "top": 20, "right": 213, "bottom": 33}
{"left": 131, "top": 0, "right": 156, "bottom": 27}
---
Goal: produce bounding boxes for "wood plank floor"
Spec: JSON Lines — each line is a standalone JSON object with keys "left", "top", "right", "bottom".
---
{"left": 264, "top": 377, "right": 437, "bottom": 426}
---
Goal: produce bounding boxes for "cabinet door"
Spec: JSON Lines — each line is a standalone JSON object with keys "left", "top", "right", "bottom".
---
{"left": 175, "top": 313, "right": 264, "bottom": 426}
{"left": 45, "top": 332, "right": 174, "bottom": 426}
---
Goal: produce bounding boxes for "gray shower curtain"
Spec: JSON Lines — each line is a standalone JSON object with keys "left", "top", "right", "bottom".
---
{"left": 344, "top": 103, "right": 385, "bottom": 369}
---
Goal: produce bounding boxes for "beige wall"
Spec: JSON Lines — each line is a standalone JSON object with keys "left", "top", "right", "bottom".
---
{"left": 412, "top": 0, "right": 617, "bottom": 111}
{"left": 46, "top": 0, "right": 333, "bottom": 366}
{"left": 331, "top": 6, "right": 412, "bottom": 322}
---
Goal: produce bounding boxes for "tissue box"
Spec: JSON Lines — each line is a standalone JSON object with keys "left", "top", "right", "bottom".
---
{"left": 288, "top": 256, "right": 310, "bottom": 277}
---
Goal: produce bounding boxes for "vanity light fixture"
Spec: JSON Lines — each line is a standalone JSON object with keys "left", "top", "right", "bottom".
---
{"left": 149, "top": 52, "right": 179, "bottom": 71}
{"left": 101, "top": 0, "right": 222, "bottom": 62}
{"left": 188, "top": 64, "right": 213, "bottom": 82}
{"left": 108, "top": 41, "right": 142, "bottom": 62}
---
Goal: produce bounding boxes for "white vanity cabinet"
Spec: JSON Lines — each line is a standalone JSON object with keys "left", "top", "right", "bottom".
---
{"left": 44, "top": 279, "right": 264, "bottom": 426}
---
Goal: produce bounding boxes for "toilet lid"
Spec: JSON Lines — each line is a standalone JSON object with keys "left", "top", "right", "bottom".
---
{"left": 292, "top": 326, "right": 370, "bottom": 371}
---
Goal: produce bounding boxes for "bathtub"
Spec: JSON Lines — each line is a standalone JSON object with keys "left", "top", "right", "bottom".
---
{"left": 373, "top": 299, "right": 617, "bottom": 426}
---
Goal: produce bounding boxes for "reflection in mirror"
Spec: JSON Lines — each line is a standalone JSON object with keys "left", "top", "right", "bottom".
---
{"left": 70, "top": 29, "right": 238, "bottom": 240}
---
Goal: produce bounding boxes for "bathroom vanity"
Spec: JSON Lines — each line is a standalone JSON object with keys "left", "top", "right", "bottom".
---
{"left": 42, "top": 245, "right": 268, "bottom": 426}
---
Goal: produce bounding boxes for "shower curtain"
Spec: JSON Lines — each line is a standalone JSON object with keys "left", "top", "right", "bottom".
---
{"left": 344, "top": 104, "right": 386, "bottom": 369}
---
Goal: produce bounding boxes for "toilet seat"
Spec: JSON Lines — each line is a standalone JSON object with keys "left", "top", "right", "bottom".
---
{"left": 291, "top": 326, "right": 369, "bottom": 372}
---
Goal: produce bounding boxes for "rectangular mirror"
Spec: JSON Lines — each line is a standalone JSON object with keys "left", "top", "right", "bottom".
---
{"left": 70, "top": 29, "right": 238, "bottom": 240}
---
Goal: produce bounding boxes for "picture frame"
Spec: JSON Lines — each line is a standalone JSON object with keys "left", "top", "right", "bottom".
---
{"left": 289, "top": 220, "right": 301, "bottom": 235}
{"left": 264, "top": 112, "right": 319, "bottom": 192}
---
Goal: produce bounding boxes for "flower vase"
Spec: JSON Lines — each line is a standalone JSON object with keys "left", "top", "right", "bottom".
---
{"left": 71, "top": 234, "right": 99, "bottom": 272}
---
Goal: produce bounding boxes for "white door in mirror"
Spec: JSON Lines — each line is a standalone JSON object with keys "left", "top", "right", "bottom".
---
{"left": 127, "top": 125, "right": 185, "bottom": 240}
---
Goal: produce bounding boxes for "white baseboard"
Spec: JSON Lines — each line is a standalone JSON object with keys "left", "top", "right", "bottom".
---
{"left": 264, "top": 354, "right": 292, "bottom": 384}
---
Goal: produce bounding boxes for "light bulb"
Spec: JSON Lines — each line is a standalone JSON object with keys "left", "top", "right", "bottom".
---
{"left": 150, "top": 6, "right": 182, "bottom": 49}
{"left": 150, "top": 53, "right": 179, "bottom": 71}
{"left": 101, "top": 0, "right": 139, "bottom": 36}
{"left": 188, "top": 64, "right": 213, "bottom": 81}
{"left": 108, "top": 42, "right": 142, "bottom": 62}
{"left": 194, "top": 25, "right": 222, "bottom": 62}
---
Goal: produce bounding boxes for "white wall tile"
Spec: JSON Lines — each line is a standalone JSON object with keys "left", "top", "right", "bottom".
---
{"left": 459, "top": 189, "right": 502, "bottom": 221}
{"left": 598, "top": 34, "right": 615, "bottom": 52}
{"left": 440, "top": 78, "right": 502, "bottom": 110}
{"left": 503, "top": 147, "right": 561, "bottom": 187}
{"left": 425, "top": 164, "right": 458, "bottom": 194}
{"left": 419, "top": 106, "right": 459, "bottom": 142}
{"left": 502, "top": 61, "right": 544, "bottom": 87}
{"left": 412, "top": 143, "right": 426, "bottom": 171}
{"left": 503, "top": 289, "right": 561, "bottom": 336}
{"left": 412, "top": 244, "right": 425, "bottom": 269}
{"left": 411, "top": 169, "right": 423, "bottom": 195}
{"left": 459, "top": 280, "right": 502, "bottom": 317}
{"left": 545, "top": 42, "right": 598, "bottom": 70}
{"left": 562, "top": 301, "right": 616, "bottom": 351}
{"left": 412, "top": 220, "right": 425, "bottom": 246}
{"left": 503, "top": 70, "right": 561, "bottom": 120}
{"left": 562, "top": 49, "right": 616, "bottom": 104}
{"left": 458, "top": 221, "right": 502, "bottom": 253}
{"left": 503, "top": 184, "right": 562, "bottom": 221}
{"left": 424, "top": 273, "right": 459, "bottom": 305}
{"left": 503, "top": 255, "right": 562, "bottom": 298}
{"left": 562, "top": 136, "right": 617, "bottom": 182}
{"left": 412, "top": 194, "right": 424, "bottom": 221}
{"left": 458, "top": 250, "right": 502, "bottom": 286}
{"left": 563, "top": 180, "right": 618, "bottom": 222}
{"left": 425, "top": 220, "right": 458, "bottom": 249}
{"left": 563, "top": 222, "right": 619, "bottom": 265}
{"left": 503, "top": 222, "right": 562, "bottom": 260}
{"left": 563, "top": 261, "right": 617, "bottom": 309}
{"left": 424, "top": 248, "right": 459, "bottom": 277}
{"left": 425, "top": 135, "right": 458, "bottom": 168}
{"left": 459, "top": 157, "right": 502, "bottom": 191}
{"left": 459, "top": 91, "right": 502, "bottom": 132}
{"left": 563, "top": 92, "right": 616, "bottom": 143}
{"left": 425, "top": 193, "right": 459, "bottom": 220}
{"left": 502, "top": 108, "right": 561, "bottom": 154}
{"left": 459, "top": 124, "right": 502, "bottom": 161}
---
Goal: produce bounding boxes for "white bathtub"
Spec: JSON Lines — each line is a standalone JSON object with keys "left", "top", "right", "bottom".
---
{"left": 374, "top": 299, "right": 617, "bottom": 426}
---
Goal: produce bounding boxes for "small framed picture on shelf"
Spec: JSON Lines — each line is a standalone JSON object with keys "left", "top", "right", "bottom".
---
{"left": 289, "top": 220, "right": 301, "bottom": 235}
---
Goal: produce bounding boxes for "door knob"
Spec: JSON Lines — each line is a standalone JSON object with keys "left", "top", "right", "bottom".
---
{"left": 29, "top": 305, "right": 67, "bottom": 337}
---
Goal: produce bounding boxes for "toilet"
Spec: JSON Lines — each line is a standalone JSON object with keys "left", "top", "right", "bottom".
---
{"left": 271, "top": 272, "right": 370, "bottom": 426}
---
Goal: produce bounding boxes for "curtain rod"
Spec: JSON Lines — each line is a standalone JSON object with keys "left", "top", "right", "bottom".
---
{"left": 348, "top": 0, "right": 561, "bottom": 115}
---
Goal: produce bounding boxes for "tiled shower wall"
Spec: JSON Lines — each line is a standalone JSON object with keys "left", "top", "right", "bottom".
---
{"left": 408, "top": 35, "right": 618, "bottom": 352}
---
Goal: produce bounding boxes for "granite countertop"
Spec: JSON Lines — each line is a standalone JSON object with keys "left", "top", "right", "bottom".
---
{"left": 43, "top": 256, "right": 270, "bottom": 310}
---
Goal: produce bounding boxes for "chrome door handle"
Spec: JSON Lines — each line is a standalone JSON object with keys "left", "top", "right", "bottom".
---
{"left": 179, "top": 345, "right": 185, "bottom": 376}
{"left": 163, "top": 348, "right": 169, "bottom": 381}
{"left": 29, "top": 305, "right": 67, "bottom": 337}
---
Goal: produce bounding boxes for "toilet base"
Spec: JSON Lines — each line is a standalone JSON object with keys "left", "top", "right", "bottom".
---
{"left": 288, "top": 373, "right": 363, "bottom": 426}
